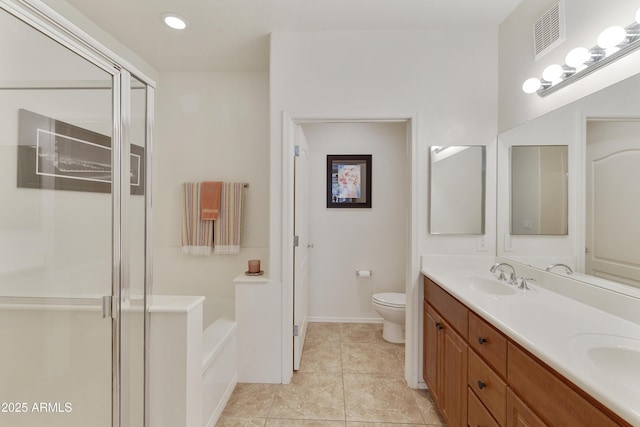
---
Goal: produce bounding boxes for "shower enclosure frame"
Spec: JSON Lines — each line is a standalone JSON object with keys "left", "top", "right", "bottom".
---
{"left": 0, "top": 1, "right": 155, "bottom": 426}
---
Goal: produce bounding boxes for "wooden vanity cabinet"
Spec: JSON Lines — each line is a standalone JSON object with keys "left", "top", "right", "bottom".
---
{"left": 423, "top": 278, "right": 468, "bottom": 427}
{"left": 423, "top": 276, "right": 632, "bottom": 427}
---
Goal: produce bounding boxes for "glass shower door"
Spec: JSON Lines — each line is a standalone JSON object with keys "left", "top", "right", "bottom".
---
{"left": 0, "top": 7, "right": 114, "bottom": 427}
{"left": 120, "top": 74, "right": 150, "bottom": 427}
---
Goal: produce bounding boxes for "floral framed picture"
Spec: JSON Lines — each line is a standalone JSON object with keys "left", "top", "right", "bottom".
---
{"left": 326, "top": 154, "right": 372, "bottom": 208}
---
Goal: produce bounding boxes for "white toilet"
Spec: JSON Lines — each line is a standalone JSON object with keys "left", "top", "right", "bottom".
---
{"left": 372, "top": 292, "right": 406, "bottom": 343}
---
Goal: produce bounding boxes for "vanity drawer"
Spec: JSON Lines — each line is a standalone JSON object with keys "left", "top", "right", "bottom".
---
{"left": 469, "top": 312, "right": 507, "bottom": 378}
{"left": 468, "top": 387, "right": 500, "bottom": 427}
{"left": 424, "top": 277, "right": 468, "bottom": 339}
{"left": 469, "top": 349, "right": 506, "bottom": 425}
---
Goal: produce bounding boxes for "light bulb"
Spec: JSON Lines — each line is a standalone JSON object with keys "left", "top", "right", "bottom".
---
{"left": 636, "top": 7, "right": 640, "bottom": 24}
{"left": 542, "top": 64, "right": 564, "bottom": 82}
{"left": 565, "top": 47, "right": 590, "bottom": 68}
{"left": 161, "top": 13, "right": 187, "bottom": 30}
{"left": 597, "top": 26, "right": 626, "bottom": 49}
{"left": 522, "top": 78, "right": 542, "bottom": 94}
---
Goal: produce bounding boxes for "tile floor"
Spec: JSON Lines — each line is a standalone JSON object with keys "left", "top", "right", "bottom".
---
{"left": 216, "top": 322, "right": 446, "bottom": 426}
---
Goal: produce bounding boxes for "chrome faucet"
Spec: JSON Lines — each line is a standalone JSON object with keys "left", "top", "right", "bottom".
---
{"left": 517, "top": 277, "right": 536, "bottom": 290}
{"left": 490, "top": 262, "right": 518, "bottom": 285}
{"left": 545, "top": 263, "right": 573, "bottom": 274}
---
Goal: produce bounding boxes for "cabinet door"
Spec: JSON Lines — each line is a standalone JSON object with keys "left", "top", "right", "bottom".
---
{"left": 507, "top": 388, "right": 547, "bottom": 427}
{"left": 424, "top": 303, "right": 440, "bottom": 404}
{"left": 441, "top": 320, "right": 468, "bottom": 427}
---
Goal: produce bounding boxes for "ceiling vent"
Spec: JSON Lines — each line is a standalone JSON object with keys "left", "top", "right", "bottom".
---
{"left": 533, "top": 1, "right": 566, "bottom": 60}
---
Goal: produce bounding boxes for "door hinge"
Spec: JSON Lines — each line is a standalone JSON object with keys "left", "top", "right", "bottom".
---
{"left": 294, "top": 145, "right": 300, "bottom": 157}
{"left": 294, "top": 235, "right": 299, "bottom": 247}
{"left": 293, "top": 324, "right": 299, "bottom": 336}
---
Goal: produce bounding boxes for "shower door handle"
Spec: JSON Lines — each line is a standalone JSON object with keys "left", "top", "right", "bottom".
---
{"left": 102, "top": 295, "right": 113, "bottom": 319}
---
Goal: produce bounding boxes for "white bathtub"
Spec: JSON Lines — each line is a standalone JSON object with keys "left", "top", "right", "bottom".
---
{"left": 202, "top": 317, "right": 238, "bottom": 427}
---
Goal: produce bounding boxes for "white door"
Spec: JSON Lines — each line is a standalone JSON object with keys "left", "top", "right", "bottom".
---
{"left": 293, "top": 125, "right": 311, "bottom": 370}
{"left": 586, "top": 120, "right": 640, "bottom": 286}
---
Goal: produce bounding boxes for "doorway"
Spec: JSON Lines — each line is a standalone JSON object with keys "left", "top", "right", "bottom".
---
{"left": 282, "top": 114, "right": 420, "bottom": 386}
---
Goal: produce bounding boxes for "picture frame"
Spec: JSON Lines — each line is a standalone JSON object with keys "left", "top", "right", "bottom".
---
{"left": 17, "top": 109, "right": 144, "bottom": 195}
{"left": 326, "top": 154, "right": 372, "bottom": 208}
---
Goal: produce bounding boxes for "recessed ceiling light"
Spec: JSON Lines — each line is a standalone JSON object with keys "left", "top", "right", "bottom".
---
{"left": 161, "top": 13, "right": 187, "bottom": 30}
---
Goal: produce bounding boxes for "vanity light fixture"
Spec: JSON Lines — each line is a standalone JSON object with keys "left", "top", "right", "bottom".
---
{"left": 523, "top": 9, "right": 640, "bottom": 97}
{"left": 161, "top": 13, "right": 187, "bottom": 30}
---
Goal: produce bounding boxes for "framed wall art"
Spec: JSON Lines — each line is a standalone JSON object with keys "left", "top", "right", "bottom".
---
{"left": 326, "top": 154, "right": 372, "bottom": 208}
{"left": 17, "top": 109, "right": 144, "bottom": 195}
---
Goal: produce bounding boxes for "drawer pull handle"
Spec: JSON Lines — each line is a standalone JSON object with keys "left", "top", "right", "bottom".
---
{"left": 477, "top": 380, "right": 486, "bottom": 390}
{"left": 478, "top": 337, "right": 487, "bottom": 345}
{"left": 435, "top": 322, "right": 444, "bottom": 331}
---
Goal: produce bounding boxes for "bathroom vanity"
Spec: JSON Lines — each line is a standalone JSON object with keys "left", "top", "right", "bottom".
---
{"left": 422, "top": 273, "right": 636, "bottom": 427}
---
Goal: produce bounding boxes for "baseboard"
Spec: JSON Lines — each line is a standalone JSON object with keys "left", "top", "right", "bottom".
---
{"left": 308, "top": 316, "right": 383, "bottom": 323}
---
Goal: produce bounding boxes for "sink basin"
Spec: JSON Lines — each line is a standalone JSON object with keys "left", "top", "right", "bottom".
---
{"left": 569, "top": 334, "right": 640, "bottom": 391}
{"left": 466, "top": 276, "right": 517, "bottom": 295}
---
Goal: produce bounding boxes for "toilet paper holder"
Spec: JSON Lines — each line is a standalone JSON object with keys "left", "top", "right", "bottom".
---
{"left": 356, "top": 269, "right": 372, "bottom": 277}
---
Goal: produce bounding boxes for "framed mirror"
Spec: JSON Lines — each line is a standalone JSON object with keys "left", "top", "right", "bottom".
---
{"left": 511, "top": 145, "right": 568, "bottom": 235}
{"left": 429, "top": 145, "right": 485, "bottom": 235}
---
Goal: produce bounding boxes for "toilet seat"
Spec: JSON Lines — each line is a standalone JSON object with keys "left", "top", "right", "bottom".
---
{"left": 372, "top": 292, "right": 406, "bottom": 308}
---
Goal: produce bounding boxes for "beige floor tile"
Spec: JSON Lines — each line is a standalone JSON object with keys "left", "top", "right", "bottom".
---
{"left": 340, "top": 323, "right": 386, "bottom": 343}
{"left": 269, "top": 372, "right": 345, "bottom": 421}
{"left": 299, "top": 340, "right": 343, "bottom": 373}
{"left": 343, "top": 374, "right": 424, "bottom": 424}
{"left": 411, "top": 389, "right": 446, "bottom": 425}
{"left": 306, "top": 322, "right": 342, "bottom": 342}
{"left": 221, "top": 383, "right": 278, "bottom": 418}
{"left": 215, "top": 415, "right": 267, "bottom": 426}
{"left": 341, "top": 342, "right": 403, "bottom": 376}
{"left": 267, "top": 419, "right": 346, "bottom": 426}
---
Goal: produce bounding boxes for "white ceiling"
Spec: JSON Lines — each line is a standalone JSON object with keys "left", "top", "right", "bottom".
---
{"left": 61, "top": 0, "right": 523, "bottom": 72}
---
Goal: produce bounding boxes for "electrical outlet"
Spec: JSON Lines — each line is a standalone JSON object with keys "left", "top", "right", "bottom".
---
{"left": 504, "top": 233, "right": 514, "bottom": 252}
{"left": 476, "top": 235, "right": 488, "bottom": 252}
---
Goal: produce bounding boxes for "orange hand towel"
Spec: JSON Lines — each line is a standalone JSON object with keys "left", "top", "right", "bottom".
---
{"left": 200, "top": 181, "right": 222, "bottom": 220}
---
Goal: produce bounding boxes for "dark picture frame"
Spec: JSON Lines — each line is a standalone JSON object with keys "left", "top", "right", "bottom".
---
{"left": 17, "top": 109, "right": 144, "bottom": 195}
{"left": 326, "top": 154, "right": 372, "bottom": 208}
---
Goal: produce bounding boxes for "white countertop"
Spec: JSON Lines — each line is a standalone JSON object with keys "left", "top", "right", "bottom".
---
{"left": 422, "top": 267, "right": 640, "bottom": 426}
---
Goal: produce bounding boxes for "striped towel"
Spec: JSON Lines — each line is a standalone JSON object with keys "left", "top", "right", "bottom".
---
{"left": 214, "top": 182, "right": 245, "bottom": 255}
{"left": 181, "top": 182, "right": 214, "bottom": 255}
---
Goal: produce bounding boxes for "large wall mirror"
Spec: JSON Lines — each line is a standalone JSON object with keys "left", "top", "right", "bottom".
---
{"left": 429, "top": 146, "right": 485, "bottom": 234}
{"left": 511, "top": 145, "right": 568, "bottom": 235}
{"left": 497, "top": 71, "right": 640, "bottom": 293}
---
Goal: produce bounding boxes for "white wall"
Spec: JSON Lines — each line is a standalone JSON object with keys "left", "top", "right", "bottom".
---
{"left": 302, "top": 122, "right": 407, "bottom": 321}
{"left": 499, "top": 0, "right": 640, "bottom": 131}
{"left": 270, "top": 28, "right": 499, "bottom": 385}
{"left": 270, "top": 29, "right": 500, "bottom": 281}
{"left": 153, "top": 72, "right": 270, "bottom": 326}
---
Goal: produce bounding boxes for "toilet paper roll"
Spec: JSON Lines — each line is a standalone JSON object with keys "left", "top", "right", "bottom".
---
{"left": 356, "top": 270, "right": 372, "bottom": 277}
